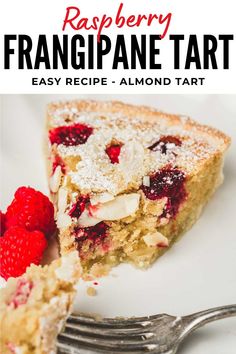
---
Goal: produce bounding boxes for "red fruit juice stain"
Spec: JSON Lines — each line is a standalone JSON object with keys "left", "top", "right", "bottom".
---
{"left": 141, "top": 167, "right": 187, "bottom": 218}
{"left": 148, "top": 136, "right": 182, "bottom": 154}
{"left": 49, "top": 123, "right": 93, "bottom": 146}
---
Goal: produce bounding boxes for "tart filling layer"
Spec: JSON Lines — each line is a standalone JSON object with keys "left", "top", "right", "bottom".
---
{"left": 46, "top": 100, "right": 230, "bottom": 276}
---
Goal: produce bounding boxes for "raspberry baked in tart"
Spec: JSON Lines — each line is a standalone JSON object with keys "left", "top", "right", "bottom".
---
{"left": 46, "top": 100, "right": 230, "bottom": 276}
{"left": 0, "top": 252, "right": 81, "bottom": 354}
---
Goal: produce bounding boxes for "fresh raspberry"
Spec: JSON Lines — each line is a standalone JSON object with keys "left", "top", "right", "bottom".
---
{"left": 49, "top": 123, "right": 93, "bottom": 146}
{"left": 74, "top": 222, "right": 109, "bottom": 254}
{"left": 141, "top": 168, "right": 187, "bottom": 218}
{"left": 0, "top": 211, "right": 6, "bottom": 235}
{"left": 6, "top": 187, "right": 56, "bottom": 236}
{"left": 69, "top": 195, "right": 90, "bottom": 219}
{"left": 0, "top": 227, "right": 47, "bottom": 280}
{"left": 105, "top": 144, "right": 122, "bottom": 164}
{"left": 148, "top": 136, "right": 182, "bottom": 154}
{"left": 52, "top": 154, "right": 66, "bottom": 174}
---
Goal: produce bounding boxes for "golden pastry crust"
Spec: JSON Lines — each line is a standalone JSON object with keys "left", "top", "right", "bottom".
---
{"left": 47, "top": 99, "right": 230, "bottom": 150}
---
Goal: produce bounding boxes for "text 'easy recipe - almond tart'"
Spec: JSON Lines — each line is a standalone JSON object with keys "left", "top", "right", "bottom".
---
{"left": 46, "top": 100, "right": 230, "bottom": 276}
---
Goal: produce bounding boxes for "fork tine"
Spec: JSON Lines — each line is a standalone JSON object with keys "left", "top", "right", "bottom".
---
{"left": 63, "top": 322, "right": 155, "bottom": 342}
{"left": 57, "top": 333, "right": 158, "bottom": 353}
{"left": 68, "top": 313, "right": 167, "bottom": 329}
{"left": 69, "top": 313, "right": 166, "bottom": 322}
{"left": 58, "top": 316, "right": 161, "bottom": 353}
{"left": 65, "top": 321, "right": 154, "bottom": 335}
{"left": 57, "top": 313, "right": 175, "bottom": 353}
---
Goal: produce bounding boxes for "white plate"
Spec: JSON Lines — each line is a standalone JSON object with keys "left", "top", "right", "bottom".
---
{"left": 1, "top": 94, "right": 236, "bottom": 353}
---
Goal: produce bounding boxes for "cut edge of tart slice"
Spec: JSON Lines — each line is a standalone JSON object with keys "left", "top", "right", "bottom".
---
{"left": 45, "top": 100, "right": 230, "bottom": 278}
{"left": 0, "top": 252, "right": 81, "bottom": 354}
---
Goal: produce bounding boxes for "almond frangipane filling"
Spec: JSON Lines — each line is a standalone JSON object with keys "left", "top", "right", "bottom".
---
{"left": 46, "top": 100, "right": 230, "bottom": 276}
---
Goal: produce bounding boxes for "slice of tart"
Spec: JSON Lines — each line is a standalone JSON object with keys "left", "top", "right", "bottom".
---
{"left": 46, "top": 100, "right": 230, "bottom": 276}
{"left": 0, "top": 252, "right": 81, "bottom": 354}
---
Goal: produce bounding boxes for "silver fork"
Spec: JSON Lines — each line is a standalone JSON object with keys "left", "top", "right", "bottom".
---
{"left": 57, "top": 304, "right": 236, "bottom": 353}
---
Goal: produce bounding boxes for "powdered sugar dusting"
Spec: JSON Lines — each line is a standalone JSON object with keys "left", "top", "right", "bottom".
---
{"left": 48, "top": 106, "right": 223, "bottom": 195}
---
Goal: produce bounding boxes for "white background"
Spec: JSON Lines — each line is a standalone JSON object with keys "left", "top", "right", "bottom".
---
{"left": 0, "top": 0, "right": 236, "bottom": 93}
{"left": 1, "top": 94, "right": 236, "bottom": 353}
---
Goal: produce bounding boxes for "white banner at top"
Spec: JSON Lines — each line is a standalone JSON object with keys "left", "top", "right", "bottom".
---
{"left": 0, "top": 0, "right": 235, "bottom": 93}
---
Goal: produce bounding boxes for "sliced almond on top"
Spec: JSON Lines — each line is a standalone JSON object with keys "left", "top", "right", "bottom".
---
{"left": 77, "top": 193, "right": 140, "bottom": 226}
{"left": 56, "top": 212, "right": 72, "bottom": 228}
{"left": 143, "top": 232, "right": 169, "bottom": 248}
{"left": 78, "top": 209, "right": 101, "bottom": 227}
{"left": 90, "top": 193, "right": 140, "bottom": 221}
{"left": 118, "top": 141, "right": 145, "bottom": 183}
{"left": 142, "top": 175, "right": 150, "bottom": 187}
{"left": 57, "top": 187, "right": 68, "bottom": 213}
{"left": 90, "top": 192, "right": 115, "bottom": 206}
{"left": 49, "top": 166, "right": 62, "bottom": 193}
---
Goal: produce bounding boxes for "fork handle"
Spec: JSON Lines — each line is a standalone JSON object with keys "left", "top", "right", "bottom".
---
{"left": 182, "top": 304, "right": 236, "bottom": 336}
